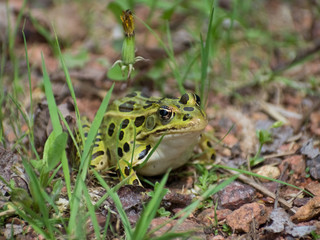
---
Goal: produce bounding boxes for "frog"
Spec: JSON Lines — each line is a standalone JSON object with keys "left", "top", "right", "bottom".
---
{"left": 75, "top": 91, "right": 212, "bottom": 185}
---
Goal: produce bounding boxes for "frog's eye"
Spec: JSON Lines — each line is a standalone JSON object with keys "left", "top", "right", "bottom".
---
{"left": 158, "top": 106, "right": 173, "bottom": 121}
{"left": 194, "top": 94, "right": 201, "bottom": 106}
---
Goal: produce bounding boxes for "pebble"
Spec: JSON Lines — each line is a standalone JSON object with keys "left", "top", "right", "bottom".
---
{"left": 216, "top": 181, "right": 256, "bottom": 210}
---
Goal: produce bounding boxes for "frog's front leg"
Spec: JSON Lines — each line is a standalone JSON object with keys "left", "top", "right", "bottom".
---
{"left": 117, "top": 143, "right": 152, "bottom": 186}
{"left": 118, "top": 160, "right": 141, "bottom": 185}
{"left": 199, "top": 134, "right": 216, "bottom": 161}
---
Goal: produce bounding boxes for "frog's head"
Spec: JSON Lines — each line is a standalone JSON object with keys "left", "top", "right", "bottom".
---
{"left": 137, "top": 92, "right": 207, "bottom": 140}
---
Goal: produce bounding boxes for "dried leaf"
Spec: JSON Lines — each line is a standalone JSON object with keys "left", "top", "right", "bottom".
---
{"left": 292, "top": 196, "right": 320, "bottom": 222}
{"left": 300, "top": 139, "right": 319, "bottom": 159}
{"left": 265, "top": 208, "right": 316, "bottom": 237}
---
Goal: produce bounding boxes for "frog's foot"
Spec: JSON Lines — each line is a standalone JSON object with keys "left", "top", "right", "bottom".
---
{"left": 200, "top": 134, "right": 216, "bottom": 161}
{"left": 119, "top": 162, "right": 142, "bottom": 186}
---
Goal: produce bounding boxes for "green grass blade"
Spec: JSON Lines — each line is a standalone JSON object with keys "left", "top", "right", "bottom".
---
{"left": 0, "top": 39, "right": 6, "bottom": 146}
{"left": 151, "top": 232, "right": 191, "bottom": 240}
{"left": 29, "top": 15, "right": 57, "bottom": 55}
{"left": 215, "top": 164, "right": 313, "bottom": 196}
{"left": 93, "top": 170, "right": 126, "bottom": 209}
{"left": 41, "top": 53, "right": 62, "bottom": 133}
{"left": 102, "top": 210, "right": 111, "bottom": 239}
{"left": 41, "top": 53, "right": 71, "bottom": 200}
{"left": 135, "top": 16, "right": 185, "bottom": 94}
{"left": 147, "top": 174, "right": 237, "bottom": 237}
{"left": 22, "top": 24, "right": 35, "bottom": 152}
{"left": 11, "top": 206, "right": 51, "bottom": 239}
{"left": 83, "top": 182, "right": 101, "bottom": 240}
{"left": 22, "top": 159, "right": 54, "bottom": 237}
{"left": 92, "top": 169, "right": 133, "bottom": 237}
{"left": 200, "top": 0, "right": 217, "bottom": 108}
{"left": 68, "top": 83, "right": 114, "bottom": 232}
{"left": 175, "top": 174, "right": 236, "bottom": 226}
{"left": 136, "top": 134, "right": 165, "bottom": 170}
{"left": 58, "top": 109, "right": 80, "bottom": 156}
{"left": 54, "top": 32, "right": 85, "bottom": 145}
{"left": 132, "top": 171, "right": 169, "bottom": 240}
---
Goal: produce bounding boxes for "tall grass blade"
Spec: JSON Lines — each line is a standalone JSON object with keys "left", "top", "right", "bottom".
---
{"left": 41, "top": 54, "right": 62, "bottom": 133}
{"left": 54, "top": 31, "right": 85, "bottom": 145}
{"left": 147, "top": 174, "right": 237, "bottom": 237}
{"left": 22, "top": 159, "right": 55, "bottom": 237}
{"left": 200, "top": 0, "right": 217, "bottom": 108}
{"left": 136, "top": 16, "right": 185, "bottom": 94}
{"left": 215, "top": 164, "right": 313, "bottom": 196}
{"left": 92, "top": 169, "right": 133, "bottom": 237}
{"left": 68, "top": 83, "right": 114, "bottom": 232}
{"left": 83, "top": 182, "right": 101, "bottom": 239}
{"left": 41, "top": 53, "right": 72, "bottom": 200}
{"left": 132, "top": 171, "right": 169, "bottom": 240}
{"left": 22, "top": 25, "right": 33, "bottom": 126}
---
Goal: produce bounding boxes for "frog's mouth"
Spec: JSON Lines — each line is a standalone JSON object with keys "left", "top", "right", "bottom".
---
{"left": 137, "top": 119, "right": 207, "bottom": 141}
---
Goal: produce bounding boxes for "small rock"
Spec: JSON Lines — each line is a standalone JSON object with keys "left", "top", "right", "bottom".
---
{"left": 198, "top": 208, "right": 232, "bottom": 226}
{"left": 216, "top": 181, "right": 256, "bottom": 210}
{"left": 114, "top": 185, "right": 146, "bottom": 224}
{"left": 226, "top": 202, "right": 269, "bottom": 233}
{"left": 163, "top": 192, "right": 193, "bottom": 209}
{"left": 281, "top": 155, "right": 306, "bottom": 176}
{"left": 255, "top": 165, "right": 280, "bottom": 182}
{"left": 291, "top": 195, "right": 320, "bottom": 222}
{"left": 117, "top": 185, "right": 146, "bottom": 210}
{"left": 149, "top": 217, "right": 205, "bottom": 239}
{"left": 261, "top": 182, "right": 278, "bottom": 193}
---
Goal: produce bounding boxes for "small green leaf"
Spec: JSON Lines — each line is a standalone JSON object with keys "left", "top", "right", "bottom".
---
{"left": 43, "top": 131, "right": 68, "bottom": 173}
{"left": 249, "top": 156, "right": 264, "bottom": 167}
{"left": 257, "top": 130, "right": 272, "bottom": 145}
{"left": 51, "top": 179, "right": 63, "bottom": 202}
{"left": 107, "top": 64, "right": 137, "bottom": 81}
{"left": 30, "top": 159, "right": 45, "bottom": 169}
{"left": 157, "top": 207, "right": 171, "bottom": 217}
{"left": 271, "top": 121, "right": 284, "bottom": 129}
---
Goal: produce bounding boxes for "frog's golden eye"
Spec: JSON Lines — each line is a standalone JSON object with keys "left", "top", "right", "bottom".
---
{"left": 158, "top": 106, "right": 173, "bottom": 121}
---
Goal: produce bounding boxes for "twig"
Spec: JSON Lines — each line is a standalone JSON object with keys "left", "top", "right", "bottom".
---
{"left": 287, "top": 190, "right": 304, "bottom": 205}
{"left": 263, "top": 151, "right": 296, "bottom": 160}
{"left": 259, "top": 101, "right": 289, "bottom": 124}
{"left": 0, "top": 208, "right": 16, "bottom": 217}
{"left": 274, "top": 162, "right": 289, "bottom": 208}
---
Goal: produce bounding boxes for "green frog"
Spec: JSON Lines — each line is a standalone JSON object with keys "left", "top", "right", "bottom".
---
{"left": 75, "top": 91, "right": 211, "bottom": 185}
